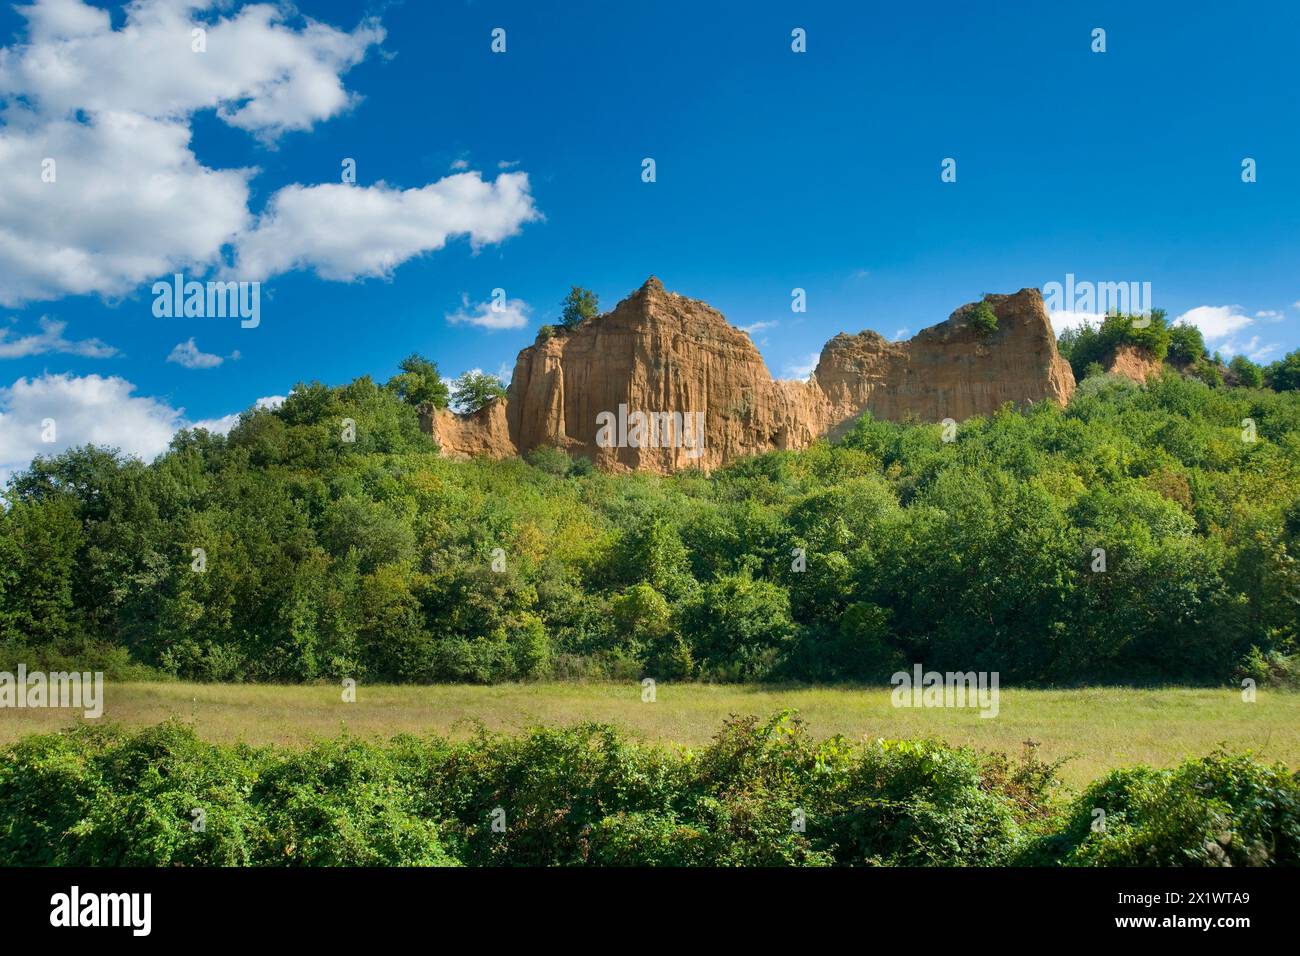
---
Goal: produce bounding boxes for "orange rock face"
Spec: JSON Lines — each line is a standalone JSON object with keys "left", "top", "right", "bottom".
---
{"left": 426, "top": 277, "right": 1076, "bottom": 473}
{"left": 1104, "top": 343, "right": 1163, "bottom": 383}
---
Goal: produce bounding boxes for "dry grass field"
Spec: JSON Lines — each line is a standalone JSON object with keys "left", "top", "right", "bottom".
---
{"left": 1, "top": 682, "right": 1297, "bottom": 787}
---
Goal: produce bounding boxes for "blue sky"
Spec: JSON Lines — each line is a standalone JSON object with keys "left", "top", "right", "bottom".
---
{"left": 1, "top": 0, "right": 1298, "bottom": 476}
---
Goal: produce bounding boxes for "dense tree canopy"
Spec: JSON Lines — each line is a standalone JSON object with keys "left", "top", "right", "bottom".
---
{"left": 2, "top": 365, "right": 1298, "bottom": 686}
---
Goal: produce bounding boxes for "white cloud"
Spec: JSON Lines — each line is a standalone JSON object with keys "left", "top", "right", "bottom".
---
{"left": 0, "top": 112, "right": 254, "bottom": 306}
{"left": 233, "top": 173, "right": 540, "bottom": 282}
{"left": 0, "top": 374, "right": 290, "bottom": 484}
{"left": 1174, "top": 305, "right": 1254, "bottom": 342}
{"left": 1173, "top": 305, "right": 1285, "bottom": 362}
{"left": 0, "top": 316, "right": 117, "bottom": 358}
{"left": 892, "top": 327, "right": 911, "bottom": 341}
{"left": 445, "top": 292, "right": 532, "bottom": 331}
{"left": 1215, "top": 336, "right": 1279, "bottom": 364}
{"left": 0, "top": 372, "right": 182, "bottom": 484}
{"left": 166, "top": 338, "right": 224, "bottom": 369}
{"left": 190, "top": 395, "right": 284, "bottom": 435}
{"left": 739, "top": 320, "right": 778, "bottom": 335}
{"left": 0, "top": 1, "right": 539, "bottom": 305}
{"left": 782, "top": 352, "right": 820, "bottom": 380}
{"left": 1256, "top": 310, "right": 1283, "bottom": 319}
{"left": 0, "top": 1, "right": 383, "bottom": 139}
{"left": 1050, "top": 311, "right": 1103, "bottom": 334}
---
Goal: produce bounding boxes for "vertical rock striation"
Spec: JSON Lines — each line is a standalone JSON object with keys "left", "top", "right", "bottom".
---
{"left": 427, "top": 277, "right": 1076, "bottom": 473}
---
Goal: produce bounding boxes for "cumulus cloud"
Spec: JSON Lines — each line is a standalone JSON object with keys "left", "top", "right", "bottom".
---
{"left": 0, "top": 373, "right": 286, "bottom": 483}
{"left": 166, "top": 338, "right": 224, "bottom": 369}
{"left": 0, "top": 0, "right": 383, "bottom": 137}
{"left": 1174, "top": 305, "right": 1281, "bottom": 363}
{"left": 1217, "top": 336, "right": 1279, "bottom": 363}
{"left": 0, "top": 1, "right": 539, "bottom": 306}
{"left": 0, "top": 316, "right": 117, "bottom": 358}
{"left": 1049, "top": 311, "right": 1103, "bottom": 334}
{"left": 0, "top": 111, "right": 254, "bottom": 306}
{"left": 1174, "top": 305, "right": 1254, "bottom": 342}
{"left": 445, "top": 293, "right": 532, "bottom": 331}
{"left": 233, "top": 174, "right": 541, "bottom": 282}
{"left": 0, "top": 372, "right": 182, "bottom": 484}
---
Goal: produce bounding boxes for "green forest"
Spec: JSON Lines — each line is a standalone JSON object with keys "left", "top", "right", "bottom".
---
{"left": 2, "top": 345, "right": 1299, "bottom": 687}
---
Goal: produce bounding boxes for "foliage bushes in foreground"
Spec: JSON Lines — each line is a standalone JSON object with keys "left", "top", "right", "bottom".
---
{"left": 1, "top": 714, "right": 1296, "bottom": 867}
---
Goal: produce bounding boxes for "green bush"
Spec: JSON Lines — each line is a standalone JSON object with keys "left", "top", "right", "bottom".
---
{"left": 253, "top": 737, "right": 456, "bottom": 866}
{"left": 2, "top": 717, "right": 1296, "bottom": 867}
{"left": 968, "top": 300, "right": 998, "bottom": 336}
{"left": 1023, "top": 753, "right": 1300, "bottom": 866}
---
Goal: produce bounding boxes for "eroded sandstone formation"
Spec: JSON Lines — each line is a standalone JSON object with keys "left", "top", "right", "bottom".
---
{"left": 425, "top": 277, "right": 1076, "bottom": 473}
{"left": 1103, "top": 343, "right": 1164, "bottom": 383}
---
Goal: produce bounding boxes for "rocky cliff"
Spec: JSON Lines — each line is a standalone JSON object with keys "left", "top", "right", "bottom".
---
{"left": 426, "top": 277, "right": 1076, "bottom": 473}
{"left": 1103, "top": 343, "right": 1164, "bottom": 383}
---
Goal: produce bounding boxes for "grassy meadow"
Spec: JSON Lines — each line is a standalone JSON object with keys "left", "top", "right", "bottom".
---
{"left": 1, "top": 681, "right": 1295, "bottom": 788}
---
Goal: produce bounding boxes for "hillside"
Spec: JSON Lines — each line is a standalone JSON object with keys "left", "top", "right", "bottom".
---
{"left": 2, "top": 367, "right": 1297, "bottom": 687}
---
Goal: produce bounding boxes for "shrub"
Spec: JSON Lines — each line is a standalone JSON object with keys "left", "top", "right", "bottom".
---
{"left": 1168, "top": 323, "right": 1207, "bottom": 367}
{"left": 253, "top": 737, "right": 455, "bottom": 866}
{"left": 524, "top": 445, "right": 573, "bottom": 476}
{"left": 1021, "top": 753, "right": 1300, "bottom": 866}
{"left": 969, "top": 300, "right": 998, "bottom": 336}
{"left": 1229, "top": 355, "right": 1263, "bottom": 388}
{"left": 1, "top": 718, "right": 1296, "bottom": 867}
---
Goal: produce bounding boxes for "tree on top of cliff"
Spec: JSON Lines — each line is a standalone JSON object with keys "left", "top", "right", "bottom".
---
{"left": 969, "top": 300, "right": 998, "bottom": 336}
{"left": 451, "top": 371, "right": 507, "bottom": 413}
{"left": 1057, "top": 310, "right": 1171, "bottom": 380}
{"left": 387, "top": 353, "right": 450, "bottom": 409}
{"left": 560, "top": 286, "right": 600, "bottom": 328}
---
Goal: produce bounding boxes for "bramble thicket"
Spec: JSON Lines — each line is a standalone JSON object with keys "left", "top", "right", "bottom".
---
{"left": 1, "top": 714, "right": 1296, "bottom": 866}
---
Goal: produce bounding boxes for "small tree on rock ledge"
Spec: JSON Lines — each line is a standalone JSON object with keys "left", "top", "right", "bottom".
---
{"left": 451, "top": 371, "right": 507, "bottom": 413}
{"left": 560, "top": 286, "right": 599, "bottom": 328}
{"left": 969, "top": 300, "right": 998, "bottom": 337}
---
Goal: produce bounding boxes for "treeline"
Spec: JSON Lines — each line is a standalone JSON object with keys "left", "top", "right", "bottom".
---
{"left": 1, "top": 363, "right": 1299, "bottom": 685}
{"left": 1057, "top": 309, "right": 1300, "bottom": 390}
{"left": 1, "top": 716, "right": 1296, "bottom": 866}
